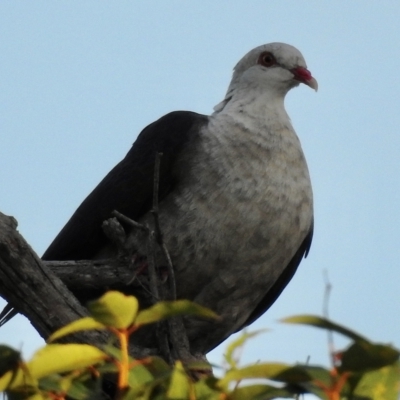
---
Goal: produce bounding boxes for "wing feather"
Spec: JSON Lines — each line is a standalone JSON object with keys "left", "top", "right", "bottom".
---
{"left": 43, "top": 111, "right": 208, "bottom": 260}
{"left": 237, "top": 221, "right": 313, "bottom": 331}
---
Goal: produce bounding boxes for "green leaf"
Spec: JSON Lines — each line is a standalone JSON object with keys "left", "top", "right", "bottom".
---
{"left": 295, "top": 365, "right": 332, "bottom": 387}
{"left": 124, "top": 372, "right": 170, "bottom": 400}
{"left": 48, "top": 317, "right": 107, "bottom": 342}
{"left": 166, "top": 361, "right": 191, "bottom": 399}
{"left": 290, "top": 365, "right": 333, "bottom": 400}
{"left": 123, "top": 382, "right": 158, "bottom": 400}
{"left": 98, "top": 344, "right": 157, "bottom": 392}
{"left": 219, "top": 363, "right": 311, "bottom": 387}
{"left": 96, "top": 360, "right": 119, "bottom": 374}
{"left": 224, "top": 330, "right": 267, "bottom": 369}
{"left": 39, "top": 373, "right": 94, "bottom": 400}
{"left": 229, "top": 384, "right": 298, "bottom": 400}
{"left": 102, "top": 344, "right": 128, "bottom": 361}
{"left": 101, "top": 343, "right": 157, "bottom": 387}
{"left": 38, "top": 374, "right": 63, "bottom": 393}
{"left": 145, "top": 356, "right": 173, "bottom": 378}
{"left": 0, "top": 348, "right": 35, "bottom": 392}
{"left": 351, "top": 361, "right": 400, "bottom": 400}
{"left": 66, "top": 379, "right": 96, "bottom": 400}
{"left": 281, "top": 314, "right": 369, "bottom": 343}
{"left": 27, "top": 344, "right": 107, "bottom": 379}
{"left": 0, "top": 345, "right": 21, "bottom": 377}
{"left": 185, "top": 360, "right": 213, "bottom": 376}
{"left": 194, "top": 377, "right": 222, "bottom": 400}
{"left": 88, "top": 291, "right": 139, "bottom": 329}
{"left": 135, "top": 300, "right": 218, "bottom": 326}
{"left": 128, "top": 362, "right": 154, "bottom": 388}
{"left": 0, "top": 368, "right": 30, "bottom": 392}
{"left": 9, "top": 391, "right": 44, "bottom": 400}
{"left": 39, "top": 373, "right": 90, "bottom": 400}
{"left": 339, "top": 342, "right": 400, "bottom": 373}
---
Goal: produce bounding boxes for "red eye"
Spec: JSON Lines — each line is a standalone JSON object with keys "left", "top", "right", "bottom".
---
{"left": 258, "top": 52, "right": 276, "bottom": 67}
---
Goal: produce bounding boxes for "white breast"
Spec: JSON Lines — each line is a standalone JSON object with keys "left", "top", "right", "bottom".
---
{"left": 160, "top": 109, "right": 311, "bottom": 277}
{"left": 135, "top": 100, "right": 313, "bottom": 346}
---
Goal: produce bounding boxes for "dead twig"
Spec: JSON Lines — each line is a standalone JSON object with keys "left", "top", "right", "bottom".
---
{"left": 111, "top": 156, "right": 174, "bottom": 363}
{"left": 150, "top": 153, "right": 177, "bottom": 302}
{"left": 111, "top": 210, "right": 149, "bottom": 234}
{"left": 78, "top": 153, "right": 192, "bottom": 364}
{"left": 150, "top": 153, "right": 191, "bottom": 362}
{"left": 323, "top": 270, "right": 336, "bottom": 368}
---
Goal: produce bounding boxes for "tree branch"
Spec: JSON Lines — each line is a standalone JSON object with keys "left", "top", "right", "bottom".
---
{"left": 0, "top": 154, "right": 205, "bottom": 365}
{"left": 44, "top": 259, "right": 150, "bottom": 297}
{"left": 150, "top": 153, "right": 192, "bottom": 362}
{"left": 0, "top": 212, "right": 106, "bottom": 345}
{"left": 0, "top": 212, "right": 161, "bottom": 358}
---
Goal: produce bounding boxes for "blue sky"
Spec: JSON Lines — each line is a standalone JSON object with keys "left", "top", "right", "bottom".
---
{"left": 1, "top": 1, "right": 400, "bottom": 394}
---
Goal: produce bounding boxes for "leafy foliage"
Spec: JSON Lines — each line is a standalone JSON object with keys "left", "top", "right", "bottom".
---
{"left": 0, "top": 291, "right": 398, "bottom": 399}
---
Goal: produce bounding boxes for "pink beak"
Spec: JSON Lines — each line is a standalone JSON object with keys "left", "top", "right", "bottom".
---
{"left": 291, "top": 67, "right": 318, "bottom": 91}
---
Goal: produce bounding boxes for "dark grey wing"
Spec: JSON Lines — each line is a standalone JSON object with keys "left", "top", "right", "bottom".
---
{"left": 0, "top": 111, "right": 207, "bottom": 326}
{"left": 236, "top": 221, "right": 313, "bottom": 331}
{"left": 0, "top": 111, "right": 207, "bottom": 325}
{"left": 43, "top": 111, "right": 208, "bottom": 261}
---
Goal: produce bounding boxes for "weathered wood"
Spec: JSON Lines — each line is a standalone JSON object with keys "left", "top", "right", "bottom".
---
{"left": 0, "top": 212, "right": 156, "bottom": 358}
{"left": 0, "top": 209, "right": 211, "bottom": 366}
{"left": 0, "top": 212, "right": 100, "bottom": 341}
{"left": 45, "top": 259, "right": 146, "bottom": 292}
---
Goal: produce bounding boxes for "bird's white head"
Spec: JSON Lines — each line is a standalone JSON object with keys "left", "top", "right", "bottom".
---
{"left": 214, "top": 43, "right": 317, "bottom": 113}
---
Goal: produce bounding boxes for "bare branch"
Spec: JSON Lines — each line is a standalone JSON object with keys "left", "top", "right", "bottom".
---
{"left": 0, "top": 212, "right": 107, "bottom": 346}
{"left": 112, "top": 210, "right": 149, "bottom": 233}
{"left": 150, "top": 153, "right": 177, "bottom": 302}
{"left": 44, "top": 259, "right": 149, "bottom": 297}
{"left": 323, "top": 269, "right": 336, "bottom": 368}
{"left": 150, "top": 153, "right": 191, "bottom": 362}
{"left": 0, "top": 150, "right": 204, "bottom": 365}
{"left": 102, "top": 217, "right": 128, "bottom": 255}
{"left": 0, "top": 212, "right": 166, "bottom": 359}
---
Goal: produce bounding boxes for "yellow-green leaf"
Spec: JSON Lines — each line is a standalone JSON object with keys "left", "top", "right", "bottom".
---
{"left": 0, "top": 368, "right": 30, "bottom": 391}
{"left": 219, "top": 363, "right": 311, "bottom": 387}
{"left": 294, "top": 365, "right": 332, "bottom": 388}
{"left": 145, "top": 356, "right": 171, "bottom": 377}
{"left": 224, "top": 330, "right": 266, "bottom": 369}
{"left": 38, "top": 374, "right": 64, "bottom": 393}
{"left": 66, "top": 379, "right": 94, "bottom": 400}
{"left": 88, "top": 291, "right": 139, "bottom": 329}
{"left": 135, "top": 300, "right": 218, "bottom": 326}
{"left": 128, "top": 362, "right": 154, "bottom": 388}
{"left": 229, "top": 384, "right": 297, "bottom": 400}
{"left": 38, "top": 373, "right": 87, "bottom": 398}
{"left": 0, "top": 345, "right": 21, "bottom": 377}
{"left": 167, "top": 361, "right": 191, "bottom": 399}
{"left": 48, "top": 317, "right": 107, "bottom": 342}
{"left": 27, "top": 344, "right": 107, "bottom": 379}
{"left": 352, "top": 361, "right": 400, "bottom": 400}
{"left": 122, "top": 384, "right": 153, "bottom": 400}
{"left": 185, "top": 360, "right": 213, "bottom": 376}
{"left": 194, "top": 377, "right": 222, "bottom": 400}
{"left": 20, "top": 393, "right": 44, "bottom": 400}
{"left": 281, "top": 314, "right": 369, "bottom": 343}
{"left": 289, "top": 365, "right": 333, "bottom": 399}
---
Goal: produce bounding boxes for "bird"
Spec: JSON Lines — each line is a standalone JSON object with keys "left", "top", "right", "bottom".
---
{"left": 1, "top": 42, "right": 316, "bottom": 355}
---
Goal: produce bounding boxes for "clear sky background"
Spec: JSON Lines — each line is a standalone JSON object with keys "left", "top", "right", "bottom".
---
{"left": 1, "top": 2, "right": 400, "bottom": 396}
